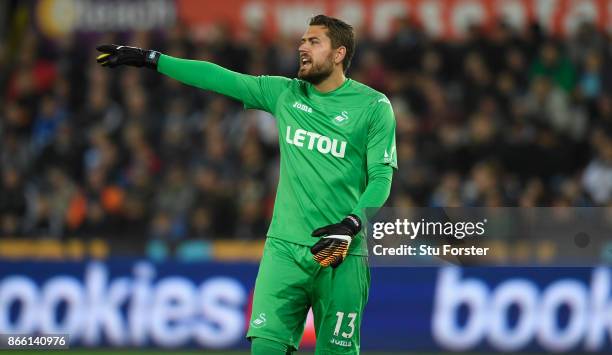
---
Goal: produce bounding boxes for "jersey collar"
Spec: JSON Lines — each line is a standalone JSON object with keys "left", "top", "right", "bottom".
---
{"left": 307, "top": 78, "right": 351, "bottom": 97}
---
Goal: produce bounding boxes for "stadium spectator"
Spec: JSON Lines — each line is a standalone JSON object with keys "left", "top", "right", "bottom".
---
{"left": 0, "top": 168, "right": 26, "bottom": 235}
{"left": 583, "top": 133, "right": 612, "bottom": 204}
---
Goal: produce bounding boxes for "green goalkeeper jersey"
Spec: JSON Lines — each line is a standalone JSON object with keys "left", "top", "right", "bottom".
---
{"left": 158, "top": 55, "right": 397, "bottom": 255}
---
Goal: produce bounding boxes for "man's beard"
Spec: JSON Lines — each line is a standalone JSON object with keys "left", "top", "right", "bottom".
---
{"left": 298, "top": 55, "right": 334, "bottom": 85}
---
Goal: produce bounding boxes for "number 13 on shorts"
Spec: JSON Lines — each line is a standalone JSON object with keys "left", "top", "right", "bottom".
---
{"left": 333, "top": 311, "right": 357, "bottom": 338}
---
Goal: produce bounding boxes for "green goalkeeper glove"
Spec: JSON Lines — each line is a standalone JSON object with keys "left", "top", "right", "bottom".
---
{"left": 311, "top": 214, "right": 361, "bottom": 268}
{"left": 96, "top": 44, "right": 160, "bottom": 69}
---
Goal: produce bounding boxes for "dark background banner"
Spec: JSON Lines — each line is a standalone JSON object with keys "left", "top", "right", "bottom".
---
{"left": 31, "top": 0, "right": 612, "bottom": 39}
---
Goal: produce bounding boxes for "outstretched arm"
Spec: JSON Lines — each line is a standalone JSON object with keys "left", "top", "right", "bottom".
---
{"left": 96, "top": 44, "right": 290, "bottom": 113}
{"left": 157, "top": 55, "right": 277, "bottom": 110}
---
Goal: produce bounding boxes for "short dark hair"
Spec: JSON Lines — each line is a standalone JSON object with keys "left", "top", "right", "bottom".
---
{"left": 309, "top": 14, "right": 355, "bottom": 73}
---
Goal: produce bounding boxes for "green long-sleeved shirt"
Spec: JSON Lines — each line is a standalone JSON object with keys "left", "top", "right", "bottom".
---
{"left": 158, "top": 54, "right": 396, "bottom": 254}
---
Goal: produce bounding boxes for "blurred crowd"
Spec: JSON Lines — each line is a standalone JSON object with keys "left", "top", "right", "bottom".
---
{"left": 2, "top": 19, "right": 612, "bottom": 252}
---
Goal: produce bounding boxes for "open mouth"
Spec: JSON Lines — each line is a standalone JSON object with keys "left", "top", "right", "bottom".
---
{"left": 300, "top": 57, "right": 312, "bottom": 68}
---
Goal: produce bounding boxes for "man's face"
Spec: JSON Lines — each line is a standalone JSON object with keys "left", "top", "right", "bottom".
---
{"left": 298, "top": 25, "right": 337, "bottom": 84}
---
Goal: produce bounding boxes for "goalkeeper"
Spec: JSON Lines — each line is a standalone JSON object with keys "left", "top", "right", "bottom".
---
{"left": 97, "top": 14, "right": 397, "bottom": 355}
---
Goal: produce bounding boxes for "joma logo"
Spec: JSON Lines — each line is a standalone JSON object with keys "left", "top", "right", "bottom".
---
{"left": 293, "top": 101, "right": 312, "bottom": 113}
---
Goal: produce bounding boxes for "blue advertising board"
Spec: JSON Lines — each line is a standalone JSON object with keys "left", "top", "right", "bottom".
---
{"left": 366, "top": 267, "right": 612, "bottom": 353}
{"left": 0, "top": 261, "right": 610, "bottom": 352}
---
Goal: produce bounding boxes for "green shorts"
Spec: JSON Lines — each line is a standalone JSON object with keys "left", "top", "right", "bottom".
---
{"left": 247, "top": 237, "right": 370, "bottom": 354}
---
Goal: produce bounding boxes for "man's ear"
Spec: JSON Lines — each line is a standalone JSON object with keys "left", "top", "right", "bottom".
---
{"left": 335, "top": 46, "right": 346, "bottom": 66}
